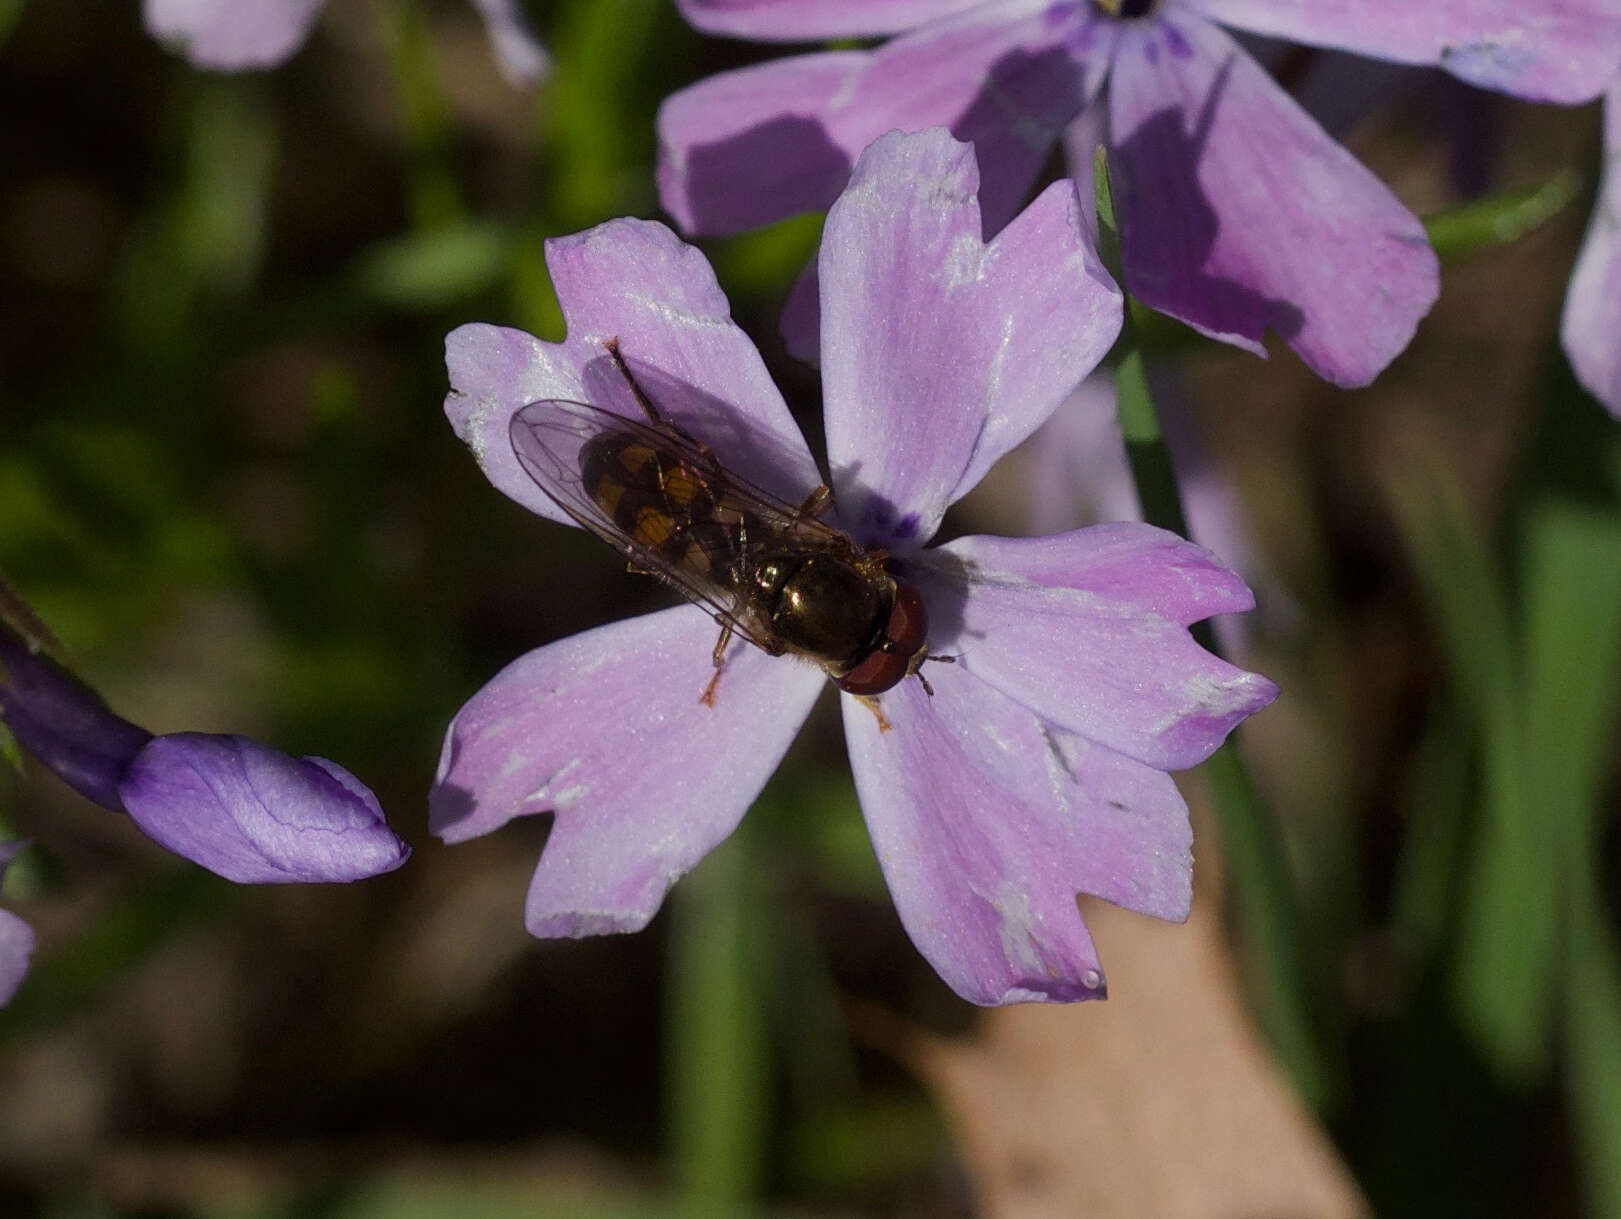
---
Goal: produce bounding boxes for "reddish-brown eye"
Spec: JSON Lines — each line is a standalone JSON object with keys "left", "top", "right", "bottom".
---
{"left": 836, "top": 583, "right": 930, "bottom": 696}
{"left": 885, "top": 583, "right": 929, "bottom": 658}
{"left": 838, "top": 648, "right": 910, "bottom": 696}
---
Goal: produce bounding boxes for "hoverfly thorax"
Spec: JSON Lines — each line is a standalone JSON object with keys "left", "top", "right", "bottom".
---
{"left": 509, "top": 340, "right": 946, "bottom": 706}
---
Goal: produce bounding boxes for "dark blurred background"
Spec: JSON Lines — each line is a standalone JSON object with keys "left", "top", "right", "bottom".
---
{"left": 2, "top": 1, "right": 1619, "bottom": 1216}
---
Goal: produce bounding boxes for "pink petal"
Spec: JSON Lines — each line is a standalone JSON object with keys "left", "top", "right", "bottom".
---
{"left": 657, "top": 51, "right": 869, "bottom": 235}
{"left": 940, "top": 522, "right": 1256, "bottom": 626}
{"left": 0, "top": 842, "right": 31, "bottom": 1007}
{"left": 1188, "top": 0, "right": 1621, "bottom": 103}
{"left": 469, "top": 0, "right": 550, "bottom": 85}
{"left": 143, "top": 0, "right": 324, "bottom": 70}
{"left": 431, "top": 606, "right": 825, "bottom": 937}
{"left": 842, "top": 662, "right": 1193, "bottom": 1005}
{"left": 658, "top": 2, "right": 1113, "bottom": 238}
{"left": 445, "top": 219, "right": 821, "bottom": 525}
{"left": 1562, "top": 82, "right": 1621, "bottom": 417}
{"left": 833, "top": 3, "right": 1117, "bottom": 233}
{"left": 914, "top": 529, "right": 1277, "bottom": 770}
{"left": 676, "top": 0, "right": 985, "bottom": 40}
{"left": 821, "top": 130, "right": 1121, "bottom": 551}
{"left": 1107, "top": 13, "right": 1439, "bottom": 388}
{"left": 0, "top": 910, "right": 30, "bottom": 1007}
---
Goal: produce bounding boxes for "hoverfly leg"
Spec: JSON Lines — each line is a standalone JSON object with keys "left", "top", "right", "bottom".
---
{"left": 699, "top": 621, "right": 735, "bottom": 707}
{"left": 794, "top": 484, "right": 835, "bottom": 522}
{"left": 855, "top": 695, "right": 892, "bottom": 734}
{"left": 604, "top": 337, "right": 664, "bottom": 426}
{"left": 604, "top": 338, "right": 720, "bottom": 466}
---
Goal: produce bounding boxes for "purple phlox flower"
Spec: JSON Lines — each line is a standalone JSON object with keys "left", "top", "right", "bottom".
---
{"left": 1563, "top": 79, "right": 1621, "bottom": 417}
{"left": 660, "top": 0, "right": 1621, "bottom": 387}
{"left": 143, "top": 0, "right": 549, "bottom": 83}
{"left": 0, "top": 603, "right": 409, "bottom": 885}
{"left": 434, "top": 128, "right": 1278, "bottom": 1005}
{"left": 0, "top": 840, "right": 33, "bottom": 1008}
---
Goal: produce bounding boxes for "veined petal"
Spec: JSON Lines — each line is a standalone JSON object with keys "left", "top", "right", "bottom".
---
{"left": 430, "top": 606, "right": 824, "bottom": 937}
{"left": 821, "top": 130, "right": 1121, "bottom": 552}
{"left": 469, "top": 0, "right": 550, "bottom": 84}
{"left": 0, "top": 841, "right": 32, "bottom": 1007}
{"left": 843, "top": 663, "right": 1193, "bottom": 1006}
{"left": 1562, "top": 83, "right": 1621, "bottom": 418}
{"left": 119, "top": 735, "right": 410, "bottom": 884}
{"left": 143, "top": 0, "right": 325, "bottom": 70}
{"left": 913, "top": 534, "right": 1277, "bottom": 770}
{"left": 1187, "top": 0, "right": 1621, "bottom": 104}
{"left": 1107, "top": 14, "right": 1439, "bottom": 388}
{"left": 676, "top": 0, "right": 985, "bottom": 40}
{"left": 658, "top": 1, "right": 1111, "bottom": 238}
{"left": 445, "top": 220, "right": 821, "bottom": 524}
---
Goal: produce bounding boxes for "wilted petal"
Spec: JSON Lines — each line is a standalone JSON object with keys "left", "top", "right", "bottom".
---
{"left": 1562, "top": 83, "right": 1621, "bottom": 418}
{"left": 118, "top": 734, "right": 410, "bottom": 884}
{"left": 843, "top": 662, "right": 1193, "bottom": 1005}
{"left": 822, "top": 130, "right": 1121, "bottom": 552}
{"left": 470, "top": 0, "right": 550, "bottom": 84}
{"left": 143, "top": 0, "right": 325, "bottom": 70}
{"left": 676, "top": 0, "right": 984, "bottom": 40}
{"left": 431, "top": 606, "right": 824, "bottom": 937}
{"left": 914, "top": 529, "right": 1277, "bottom": 770}
{"left": 446, "top": 220, "right": 820, "bottom": 523}
{"left": 0, "top": 841, "right": 32, "bottom": 1007}
{"left": 1108, "top": 14, "right": 1438, "bottom": 388}
{"left": 658, "top": 3, "right": 1112, "bottom": 238}
{"left": 1188, "top": 0, "right": 1621, "bottom": 103}
{"left": 0, "top": 626, "right": 152, "bottom": 812}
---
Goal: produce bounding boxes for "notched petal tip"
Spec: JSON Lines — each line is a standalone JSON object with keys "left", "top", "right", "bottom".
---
{"left": 120, "top": 733, "right": 409, "bottom": 885}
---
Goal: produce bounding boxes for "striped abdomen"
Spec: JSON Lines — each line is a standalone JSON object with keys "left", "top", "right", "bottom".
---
{"left": 579, "top": 430, "right": 741, "bottom": 576}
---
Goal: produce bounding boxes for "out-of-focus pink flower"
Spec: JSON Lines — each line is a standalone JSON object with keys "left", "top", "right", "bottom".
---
{"left": 661, "top": 0, "right": 1621, "bottom": 387}
{"left": 144, "top": 0, "right": 549, "bottom": 83}
{"left": 1563, "top": 80, "right": 1621, "bottom": 417}
{"left": 0, "top": 841, "right": 33, "bottom": 1008}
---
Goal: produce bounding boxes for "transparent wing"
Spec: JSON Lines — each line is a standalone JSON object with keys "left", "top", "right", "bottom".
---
{"left": 509, "top": 398, "right": 854, "bottom": 652}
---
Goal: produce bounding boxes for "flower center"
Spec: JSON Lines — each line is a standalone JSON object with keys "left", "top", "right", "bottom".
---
{"left": 1093, "top": 0, "right": 1157, "bottom": 16}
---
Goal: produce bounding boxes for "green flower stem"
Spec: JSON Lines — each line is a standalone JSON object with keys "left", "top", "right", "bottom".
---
{"left": 376, "top": 0, "right": 463, "bottom": 231}
{"left": 667, "top": 827, "right": 770, "bottom": 1210}
{"left": 1094, "top": 149, "right": 1329, "bottom": 1109}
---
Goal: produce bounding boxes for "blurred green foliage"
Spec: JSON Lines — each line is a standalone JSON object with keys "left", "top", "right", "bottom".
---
{"left": 1, "top": 2, "right": 1620, "bottom": 1217}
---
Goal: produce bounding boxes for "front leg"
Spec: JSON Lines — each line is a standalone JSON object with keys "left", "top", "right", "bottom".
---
{"left": 699, "top": 620, "right": 734, "bottom": 707}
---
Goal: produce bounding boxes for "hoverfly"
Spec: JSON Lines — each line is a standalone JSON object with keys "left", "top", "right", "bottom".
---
{"left": 508, "top": 340, "right": 947, "bottom": 709}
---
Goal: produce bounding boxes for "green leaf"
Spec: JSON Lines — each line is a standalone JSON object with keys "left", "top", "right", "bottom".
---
{"left": 1424, "top": 171, "right": 1581, "bottom": 264}
{"left": 1386, "top": 461, "right": 1558, "bottom": 1078}
{"left": 1566, "top": 855, "right": 1621, "bottom": 1218}
{"left": 355, "top": 222, "right": 516, "bottom": 310}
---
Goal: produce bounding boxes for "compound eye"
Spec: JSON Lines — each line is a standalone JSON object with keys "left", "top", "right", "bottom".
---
{"left": 884, "top": 584, "right": 929, "bottom": 658}
{"left": 837, "top": 647, "right": 910, "bottom": 696}
{"left": 835, "top": 583, "right": 930, "bottom": 697}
